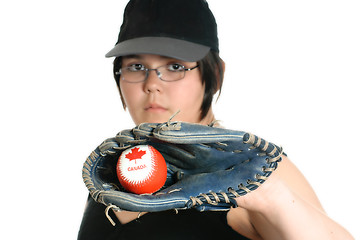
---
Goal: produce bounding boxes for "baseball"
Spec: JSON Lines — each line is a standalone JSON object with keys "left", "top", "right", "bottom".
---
{"left": 116, "top": 145, "right": 167, "bottom": 194}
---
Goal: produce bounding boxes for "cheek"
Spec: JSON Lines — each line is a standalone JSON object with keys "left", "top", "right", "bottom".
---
{"left": 170, "top": 79, "right": 205, "bottom": 117}
{"left": 181, "top": 85, "right": 203, "bottom": 106}
{"left": 120, "top": 83, "right": 140, "bottom": 107}
{"left": 119, "top": 83, "right": 147, "bottom": 123}
{"left": 183, "top": 79, "right": 204, "bottom": 104}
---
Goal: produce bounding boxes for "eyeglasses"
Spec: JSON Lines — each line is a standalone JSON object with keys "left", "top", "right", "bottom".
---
{"left": 115, "top": 64, "right": 199, "bottom": 83}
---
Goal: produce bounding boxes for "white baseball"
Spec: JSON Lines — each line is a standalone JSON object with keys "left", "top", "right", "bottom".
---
{"left": 116, "top": 145, "right": 167, "bottom": 194}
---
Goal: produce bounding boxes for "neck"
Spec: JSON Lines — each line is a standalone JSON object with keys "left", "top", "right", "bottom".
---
{"left": 199, "top": 108, "right": 216, "bottom": 126}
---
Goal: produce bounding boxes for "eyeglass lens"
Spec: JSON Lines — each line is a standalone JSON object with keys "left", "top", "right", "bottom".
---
{"left": 120, "top": 65, "right": 188, "bottom": 83}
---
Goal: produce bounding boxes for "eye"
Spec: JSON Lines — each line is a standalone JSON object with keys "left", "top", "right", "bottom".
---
{"left": 127, "top": 64, "right": 145, "bottom": 72}
{"left": 166, "top": 63, "right": 185, "bottom": 72}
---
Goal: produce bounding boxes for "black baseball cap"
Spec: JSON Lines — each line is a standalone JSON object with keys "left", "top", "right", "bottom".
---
{"left": 105, "top": 0, "right": 219, "bottom": 62}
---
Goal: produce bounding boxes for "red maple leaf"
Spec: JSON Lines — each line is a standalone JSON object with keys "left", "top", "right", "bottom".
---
{"left": 125, "top": 147, "right": 146, "bottom": 164}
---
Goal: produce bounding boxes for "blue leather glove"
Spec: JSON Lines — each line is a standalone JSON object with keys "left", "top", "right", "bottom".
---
{"left": 82, "top": 121, "right": 282, "bottom": 221}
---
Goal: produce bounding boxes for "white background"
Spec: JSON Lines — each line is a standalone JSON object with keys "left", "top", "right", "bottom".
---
{"left": 1, "top": 0, "right": 359, "bottom": 239}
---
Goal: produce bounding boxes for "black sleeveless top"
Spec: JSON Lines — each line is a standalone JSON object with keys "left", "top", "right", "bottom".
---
{"left": 78, "top": 195, "right": 250, "bottom": 240}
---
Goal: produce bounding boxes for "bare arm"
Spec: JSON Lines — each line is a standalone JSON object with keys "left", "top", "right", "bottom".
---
{"left": 227, "top": 155, "right": 354, "bottom": 240}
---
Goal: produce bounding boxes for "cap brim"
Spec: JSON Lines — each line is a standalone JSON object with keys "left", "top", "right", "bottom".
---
{"left": 105, "top": 37, "right": 210, "bottom": 62}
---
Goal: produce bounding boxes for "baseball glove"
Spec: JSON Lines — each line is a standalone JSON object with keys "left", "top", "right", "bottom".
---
{"left": 82, "top": 121, "right": 282, "bottom": 224}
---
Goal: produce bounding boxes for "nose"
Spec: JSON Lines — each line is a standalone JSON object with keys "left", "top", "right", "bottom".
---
{"left": 144, "top": 69, "right": 162, "bottom": 93}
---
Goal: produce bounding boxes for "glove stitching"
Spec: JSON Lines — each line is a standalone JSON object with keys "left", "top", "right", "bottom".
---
{"left": 190, "top": 196, "right": 204, "bottom": 206}
{"left": 82, "top": 150, "right": 99, "bottom": 194}
{"left": 105, "top": 204, "right": 120, "bottom": 226}
{"left": 219, "top": 191, "right": 230, "bottom": 203}
{"left": 159, "top": 122, "right": 181, "bottom": 131}
{"left": 228, "top": 188, "right": 242, "bottom": 197}
{"left": 255, "top": 174, "right": 268, "bottom": 181}
{"left": 200, "top": 193, "right": 218, "bottom": 205}
{"left": 237, "top": 184, "right": 251, "bottom": 194}
{"left": 210, "top": 191, "right": 220, "bottom": 203}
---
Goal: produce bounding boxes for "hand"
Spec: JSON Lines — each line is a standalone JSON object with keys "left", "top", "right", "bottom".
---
{"left": 234, "top": 166, "right": 291, "bottom": 213}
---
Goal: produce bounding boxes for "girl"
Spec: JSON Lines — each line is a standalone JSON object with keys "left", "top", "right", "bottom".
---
{"left": 78, "top": 0, "right": 354, "bottom": 239}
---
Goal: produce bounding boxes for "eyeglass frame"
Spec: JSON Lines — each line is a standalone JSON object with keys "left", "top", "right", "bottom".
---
{"left": 115, "top": 64, "right": 199, "bottom": 83}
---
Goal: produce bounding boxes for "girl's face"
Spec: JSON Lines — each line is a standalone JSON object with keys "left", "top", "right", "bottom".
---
{"left": 119, "top": 54, "right": 214, "bottom": 125}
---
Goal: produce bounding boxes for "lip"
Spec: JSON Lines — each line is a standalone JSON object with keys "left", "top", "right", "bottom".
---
{"left": 145, "top": 103, "right": 168, "bottom": 112}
